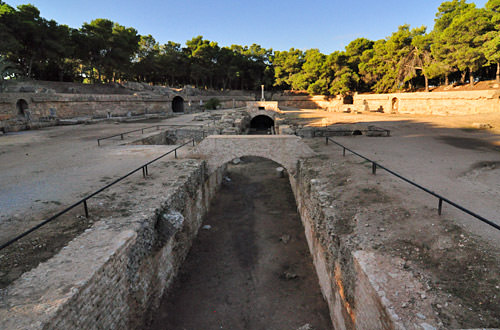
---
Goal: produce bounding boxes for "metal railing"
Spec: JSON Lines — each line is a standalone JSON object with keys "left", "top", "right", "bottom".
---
{"left": 0, "top": 138, "right": 197, "bottom": 251}
{"left": 325, "top": 137, "right": 500, "bottom": 231}
{"left": 321, "top": 128, "right": 391, "bottom": 137}
{"left": 97, "top": 124, "right": 214, "bottom": 146}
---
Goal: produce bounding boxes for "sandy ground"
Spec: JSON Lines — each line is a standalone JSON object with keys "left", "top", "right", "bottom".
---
{"left": 283, "top": 108, "right": 500, "bottom": 244}
{"left": 0, "top": 112, "right": 219, "bottom": 243}
{"left": 305, "top": 138, "right": 500, "bottom": 327}
{"left": 1, "top": 106, "right": 499, "bottom": 323}
{"left": 149, "top": 157, "right": 332, "bottom": 330}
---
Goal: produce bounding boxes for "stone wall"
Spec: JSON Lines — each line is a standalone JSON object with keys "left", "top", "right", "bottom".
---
{"left": 291, "top": 160, "right": 400, "bottom": 329}
{"left": 273, "top": 90, "right": 500, "bottom": 115}
{"left": 354, "top": 90, "right": 500, "bottom": 115}
{"left": 194, "top": 135, "right": 316, "bottom": 176}
{"left": 246, "top": 101, "right": 279, "bottom": 111}
{"left": 0, "top": 160, "right": 226, "bottom": 329}
{"left": 0, "top": 93, "right": 253, "bottom": 132}
{"left": 272, "top": 94, "right": 343, "bottom": 110}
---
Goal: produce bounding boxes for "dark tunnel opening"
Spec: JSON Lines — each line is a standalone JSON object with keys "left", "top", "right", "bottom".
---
{"left": 250, "top": 115, "right": 274, "bottom": 134}
{"left": 172, "top": 96, "right": 184, "bottom": 113}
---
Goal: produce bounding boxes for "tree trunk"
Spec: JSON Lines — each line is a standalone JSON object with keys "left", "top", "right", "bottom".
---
{"left": 469, "top": 69, "right": 474, "bottom": 87}
{"left": 445, "top": 75, "right": 449, "bottom": 86}
{"left": 460, "top": 71, "right": 466, "bottom": 84}
{"left": 496, "top": 62, "right": 499, "bottom": 83}
{"left": 27, "top": 56, "right": 33, "bottom": 78}
{"left": 424, "top": 74, "right": 429, "bottom": 92}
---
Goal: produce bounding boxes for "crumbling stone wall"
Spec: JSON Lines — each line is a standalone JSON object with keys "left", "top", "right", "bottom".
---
{"left": 291, "top": 160, "right": 398, "bottom": 329}
{"left": 0, "top": 160, "right": 226, "bottom": 329}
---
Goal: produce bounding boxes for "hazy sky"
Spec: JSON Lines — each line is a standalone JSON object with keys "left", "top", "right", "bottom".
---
{"left": 5, "top": 0, "right": 489, "bottom": 53}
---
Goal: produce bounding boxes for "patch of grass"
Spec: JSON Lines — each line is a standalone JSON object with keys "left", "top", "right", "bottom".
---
{"left": 460, "top": 127, "right": 481, "bottom": 132}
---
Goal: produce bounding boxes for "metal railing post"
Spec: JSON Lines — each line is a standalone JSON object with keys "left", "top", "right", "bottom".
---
{"left": 438, "top": 198, "right": 443, "bottom": 215}
{"left": 343, "top": 147, "right": 346, "bottom": 157}
{"left": 372, "top": 162, "right": 377, "bottom": 175}
{"left": 83, "top": 200, "right": 89, "bottom": 218}
{"left": 175, "top": 149, "right": 177, "bottom": 159}
{"left": 0, "top": 138, "right": 201, "bottom": 252}
{"left": 120, "top": 134, "right": 124, "bottom": 140}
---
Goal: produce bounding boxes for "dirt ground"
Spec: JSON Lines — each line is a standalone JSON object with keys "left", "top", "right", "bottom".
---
{"left": 304, "top": 138, "right": 500, "bottom": 328}
{"left": 0, "top": 114, "right": 210, "bottom": 288}
{"left": 0, "top": 113, "right": 210, "bottom": 230}
{"left": 1, "top": 105, "right": 500, "bottom": 327}
{"left": 148, "top": 157, "right": 332, "bottom": 330}
{"left": 282, "top": 108, "right": 500, "bottom": 244}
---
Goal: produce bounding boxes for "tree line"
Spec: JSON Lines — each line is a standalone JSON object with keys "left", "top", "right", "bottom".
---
{"left": 1, "top": 0, "right": 500, "bottom": 95}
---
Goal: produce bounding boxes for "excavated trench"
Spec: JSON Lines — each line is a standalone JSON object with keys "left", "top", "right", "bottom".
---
{"left": 148, "top": 157, "right": 332, "bottom": 329}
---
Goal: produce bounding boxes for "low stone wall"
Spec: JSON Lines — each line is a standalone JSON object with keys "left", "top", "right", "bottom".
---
{"left": 291, "top": 158, "right": 433, "bottom": 329}
{"left": 273, "top": 95, "right": 343, "bottom": 110}
{"left": 273, "top": 90, "right": 500, "bottom": 115}
{"left": 246, "top": 101, "right": 279, "bottom": 111}
{"left": 354, "top": 90, "right": 500, "bottom": 115}
{"left": 0, "top": 93, "right": 254, "bottom": 132}
{"left": 0, "top": 160, "right": 226, "bottom": 329}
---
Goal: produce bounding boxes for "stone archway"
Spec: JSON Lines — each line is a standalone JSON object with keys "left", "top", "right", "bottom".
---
{"left": 343, "top": 95, "right": 354, "bottom": 105}
{"left": 391, "top": 97, "right": 399, "bottom": 113}
{"left": 193, "top": 135, "right": 315, "bottom": 176}
{"left": 172, "top": 96, "right": 184, "bottom": 113}
{"left": 250, "top": 115, "right": 274, "bottom": 133}
{"left": 16, "top": 99, "right": 28, "bottom": 117}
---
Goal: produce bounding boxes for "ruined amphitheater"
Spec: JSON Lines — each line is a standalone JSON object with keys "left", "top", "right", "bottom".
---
{"left": 0, "top": 80, "right": 499, "bottom": 329}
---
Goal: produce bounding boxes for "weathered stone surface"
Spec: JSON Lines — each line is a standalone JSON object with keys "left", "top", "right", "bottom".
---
{"left": 193, "top": 135, "right": 316, "bottom": 175}
{"left": 0, "top": 160, "right": 226, "bottom": 330}
{"left": 278, "top": 124, "right": 296, "bottom": 135}
{"left": 472, "top": 122, "right": 493, "bottom": 129}
{"left": 273, "top": 90, "right": 500, "bottom": 115}
{"left": 0, "top": 93, "right": 254, "bottom": 132}
{"left": 276, "top": 166, "right": 285, "bottom": 178}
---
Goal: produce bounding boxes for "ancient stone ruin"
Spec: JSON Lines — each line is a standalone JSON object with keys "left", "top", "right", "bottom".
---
{"left": 0, "top": 81, "right": 499, "bottom": 329}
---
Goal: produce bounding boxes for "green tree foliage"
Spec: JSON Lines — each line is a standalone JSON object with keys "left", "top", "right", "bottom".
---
{"left": 272, "top": 48, "right": 305, "bottom": 89}
{"left": 0, "top": 2, "right": 21, "bottom": 63}
{"left": 204, "top": 97, "right": 221, "bottom": 110}
{"left": 80, "top": 19, "right": 139, "bottom": 82}
{"left": 484, "top": 0, "right": 500, "bottom": 82}
{"left": 441, "top": 6, "right": 493, "bottom": 85}
{"left": 0, "top": 55, "right": 18, "bottom": 90}
{"left": 1, "top": 0, "right": 500, "bottom": 94}
{"left": 398, "top": 33, "right": 434, "bottom": 91}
